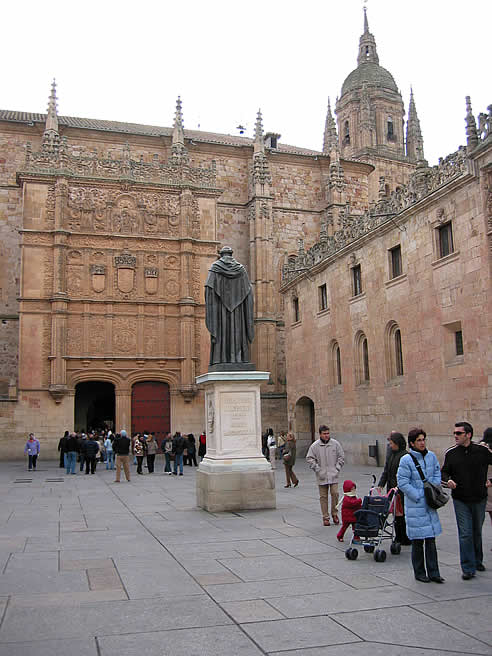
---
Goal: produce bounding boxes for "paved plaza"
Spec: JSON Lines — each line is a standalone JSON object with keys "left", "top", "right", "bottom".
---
{"left": 0, "top": 457, "right": 491, "bottom": 656}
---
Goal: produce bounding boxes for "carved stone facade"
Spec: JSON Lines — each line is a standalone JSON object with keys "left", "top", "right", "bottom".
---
{"left": 0, "top": 12, "right": 490, "bottom": 461}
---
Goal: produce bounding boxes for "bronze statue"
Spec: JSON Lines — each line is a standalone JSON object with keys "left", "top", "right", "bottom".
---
{"left": 205, "top": 246, "right": 255, "bottom": 370}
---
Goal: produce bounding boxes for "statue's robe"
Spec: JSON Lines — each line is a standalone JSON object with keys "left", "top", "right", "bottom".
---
{"left": 205, "top": 258, "right": 254, "bottom": 365}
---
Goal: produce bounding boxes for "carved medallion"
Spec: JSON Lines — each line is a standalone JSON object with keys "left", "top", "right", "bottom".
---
{"left": 114, "top": 251, "right": 136, "bottom": 293}
{"left": 144, "top": 267, "right": 158, "bottom": 295}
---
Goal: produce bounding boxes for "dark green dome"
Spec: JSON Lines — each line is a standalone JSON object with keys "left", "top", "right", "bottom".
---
{"left": 341, "top": 62, "right": 398, "bottom": 96}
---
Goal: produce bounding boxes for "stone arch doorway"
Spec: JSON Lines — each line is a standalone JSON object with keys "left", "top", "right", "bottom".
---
{"left": 75, "top": 381, "right": 115, "bottom": 433}
{"left": 294, "top": 396, "right": 315, "bottom": 456}
{"left": 131, "top": 381, "right": 170, "bottom": 445}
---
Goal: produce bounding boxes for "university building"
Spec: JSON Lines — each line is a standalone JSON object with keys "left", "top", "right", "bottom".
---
{"left": 0, "top": 10, "right": 490, "bottom": 459}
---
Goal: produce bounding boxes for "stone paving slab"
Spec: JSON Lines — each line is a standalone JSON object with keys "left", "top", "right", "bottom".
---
{"left": 333, "top": 606, "right": 492, "bottom": 653}
{"left": 0, "top": 459, "right": 491, "bottom": 655}
{"left": 241, "top": 615, "right": 361, "bottom": 651}
{"left": 98, "top": 625, "right": 263, "bottom": 656}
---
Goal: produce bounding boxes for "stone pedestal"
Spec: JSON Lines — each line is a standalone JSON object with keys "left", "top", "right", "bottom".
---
{"left": 195, "top": 371, "right": 276, "bottom": 512}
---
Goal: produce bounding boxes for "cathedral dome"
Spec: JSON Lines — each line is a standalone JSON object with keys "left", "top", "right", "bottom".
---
{"left": 341, "top": 62, "right": 398, "bottom": 97}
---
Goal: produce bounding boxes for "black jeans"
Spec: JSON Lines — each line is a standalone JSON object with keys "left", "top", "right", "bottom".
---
{"left": 79, "top": 454, "right": 86, "bottom": 471}
{"left": 411, "top": 537, "right": 440, "bottom": 579}
{"left": 146, "top": 454, "right": 155, "bottom": 473}
{"left": 187, "top": 452, "right": 197, "bottom": 466}
{"left": 136, "top": 455, "right": 144, "bottom": 474}
{"left": 28, "top": 454, "right": 38, "bottom": 470}
{"left": 85, "top": 456, "right": 97, "bottom": 474}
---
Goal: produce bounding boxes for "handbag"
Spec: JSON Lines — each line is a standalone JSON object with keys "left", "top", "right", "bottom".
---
{"left": 409, "top": 454, "right": 449, "bottom": 509}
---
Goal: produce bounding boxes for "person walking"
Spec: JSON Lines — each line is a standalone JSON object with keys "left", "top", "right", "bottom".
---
{"left": 441, "top": 421, "right": 492, "bottom": 579}
{"left": 58, "top": 430, "right": 69, "bottom": 468}
{"left": 162, "top": 432, "right": 173, "bottom": 474}
{"left": 306, "top": 425, "right": 344, "bottom": 526}
{"left": 104, "top": 434, "right": 114, "bottom": 470}
{"left": 186, "top": 434, "right": 198, "bottom": 466}
{"left": 336, "top": 480, "right": 362, "bottom": 542}
{"left": 64, "top": 432, "right": 79, "bottom": 475}
{"left": 113, "top": 430, "right": 131, "bottom": 482}
{"left": 172, "top": 431, "right": 186, "bottom": 476}
{"left": 397, "top": 428, "right": 445, "bottom": 583}
{"left": 283, "top": 433, "right": 299, "bottom": 488}
{"left": 24, "top": 433, "right": 40, "bottom": 471}
{"left": 146, "top": 432, "right": 158, "bottom": 473}
{"left": 378, "top": 431, "right": 410, "bottom": 545}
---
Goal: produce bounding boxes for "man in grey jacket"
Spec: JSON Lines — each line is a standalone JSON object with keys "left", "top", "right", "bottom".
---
{"left": 306, "top": 425, "right": 345, "bottom": 526}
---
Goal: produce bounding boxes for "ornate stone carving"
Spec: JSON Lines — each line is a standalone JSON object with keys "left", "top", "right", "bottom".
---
{"left": 23, "top": 140, "right": 218, "bottom": 189}
{"left": 89, "top": 319, "right": 106, "bottom": 352}
{"left": 144, "top": 267, "right": 158, "bottom": 295}
{"left": 90, "top": 264, "right": 106, "bottom": 293}
{"left": 144, "top": 319, "right": 158, "bottom": 355}
{"left": 67, "top": 320, "right": 83, "bottom": 355}
{"left": 113, "top": 317, "right": 137, "bottom": 353}
{"left": 282, "top": 148, "right": 470, "bottom": 285}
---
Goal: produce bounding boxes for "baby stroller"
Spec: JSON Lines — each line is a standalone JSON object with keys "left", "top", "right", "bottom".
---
{"left": 345, "top": 480, "right": 400, "bottom": 563}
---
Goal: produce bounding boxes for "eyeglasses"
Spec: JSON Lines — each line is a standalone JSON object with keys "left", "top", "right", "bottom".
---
{"left": 453, "top": 431, "right": 465, "bottom": 436}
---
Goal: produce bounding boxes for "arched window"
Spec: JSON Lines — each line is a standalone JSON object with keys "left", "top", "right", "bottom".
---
{"left": 385, "top": 321, "right": 404, "bottom": 380}
{"left": 331, "top": 341, "right": 342, "bottom": 386}
{"left": 355, "top": 331, "right": 370, "bottom": 385}
{"left": 344, "top": 120, "right": 350, "bottom": 145}
{"left": 387, "top": 116, "right": 395, "bottom": 141}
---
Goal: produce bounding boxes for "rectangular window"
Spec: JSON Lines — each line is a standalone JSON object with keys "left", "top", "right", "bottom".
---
{"left": 438, "top": 222, "right": 454, "bottom": 258}
{"left": 390, "top": 245, "right": 402, "bottom": 278}
{"left": 318, "top": 283, "right": 328, "bottom": 311}
{"left": 293, "top": 297, "right": 300, "bottom": 323}
{"left": 352, "top": 264, "right": 362, "bottom": 296}
{"left": 455, "top": 330, "right": 463, "bottom": 356}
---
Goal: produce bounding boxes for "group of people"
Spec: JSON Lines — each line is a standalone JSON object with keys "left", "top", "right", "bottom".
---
{"left": 304, "top": 422, "right": 492, "bottom": 584}
{"left": 56, "top": 429, "right": 208, "bottom": 480}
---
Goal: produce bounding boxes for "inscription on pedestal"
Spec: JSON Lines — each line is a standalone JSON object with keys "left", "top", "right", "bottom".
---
{"left": 221, "top": 392, "right": 255, "bottom": 449}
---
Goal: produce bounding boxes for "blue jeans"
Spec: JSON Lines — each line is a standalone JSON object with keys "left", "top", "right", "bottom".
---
{"left": 453, "top": 498, "right": 486, "bottom": 574}
{"left": 65, "top": 451, "right": 77, "bottom": 474}
{"left": 174, "top": 453, "right": 183, "bottom": 474}
{"left": 106, "top": 452, "right": 114, "bottom": 469}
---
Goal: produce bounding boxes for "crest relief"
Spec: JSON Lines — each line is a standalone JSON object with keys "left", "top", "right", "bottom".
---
{"left": 90, "top": 264, "right": 106, "bottom": 293}
{"left": 114, "top": 251, "right": 136, "bottom": 293}
{"left": 144, "top": 267, "right": 159, "bottom": 295}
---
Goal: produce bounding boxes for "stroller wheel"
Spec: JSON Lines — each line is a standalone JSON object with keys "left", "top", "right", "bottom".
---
{"left": 364, "top": 545, "right": 375, "bottom": 553}
{"left": 390, "top": 541, "right": 401, "bottom": 555}
{"left": 345, "top": 547, "right": 358, "bottom": 560}
{"left": 374, "top": 549, "right": 387, "bottom": 562}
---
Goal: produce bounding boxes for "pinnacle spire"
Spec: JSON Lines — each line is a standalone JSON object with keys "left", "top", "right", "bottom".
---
{"left": 172, "top": 96, "right": 185, "bottom": 146}
{"left": 465, "top": 96, "right": 478, "bottom": 150}
{"left": 45, "top": 78, "right": 59, "bottom": 133}
{"left": 322, "top": 97, "right": 338, "bottom": 153}
{"left": 357, "top": 6, "right": 379, "bottom": 66}
{"left": 406, "top": 87, "right": 426, "bottom": 165}
{"left": 42, "top": 78, "right": 60, "bottom": 154}
{"left": 254, "top": 109, "right": 264, "bottom": 143}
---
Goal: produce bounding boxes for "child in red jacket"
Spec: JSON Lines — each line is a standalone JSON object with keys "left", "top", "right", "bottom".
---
{"left": 337, "top": 480, "right": 362, "bottom": 542}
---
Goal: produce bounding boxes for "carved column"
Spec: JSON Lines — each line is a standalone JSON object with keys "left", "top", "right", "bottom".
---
{"left": 116, "top": 389, "right": 131, "bottom": 433}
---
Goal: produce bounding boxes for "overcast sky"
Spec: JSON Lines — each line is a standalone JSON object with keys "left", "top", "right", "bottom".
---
{"left": 2, "top": 0, "right": 490, "bottom": 165}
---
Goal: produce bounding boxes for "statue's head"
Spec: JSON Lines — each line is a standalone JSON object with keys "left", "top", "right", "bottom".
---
{"left": 218, "top": 246, "right": 233, "bottom": 257}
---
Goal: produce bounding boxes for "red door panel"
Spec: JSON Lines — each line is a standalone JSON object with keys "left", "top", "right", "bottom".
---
{"left": 131, "top": 382, "right": 170, "bottom": 445}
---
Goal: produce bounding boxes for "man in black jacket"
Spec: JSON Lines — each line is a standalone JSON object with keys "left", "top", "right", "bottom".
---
{"left": 113, "top": 430, "right": 131, "bottom": 482}
{"left": 172, "top": 432, "right": 186, "bottom": 476}
{"left": 83, "top": 433, "right": 100, "bottom": 475}
{"left": 442, "top": 421, "right": 492, "bottom": 580}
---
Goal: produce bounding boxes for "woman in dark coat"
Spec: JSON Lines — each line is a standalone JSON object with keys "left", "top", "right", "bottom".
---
{"left": 186, "top": 434, "right": 197, "bottom": 466}
{"left": 378, "top": 431, "right": 410, "bottom": 544}
{"left": 58, "top": 430, "right": 69, "bottom": 468}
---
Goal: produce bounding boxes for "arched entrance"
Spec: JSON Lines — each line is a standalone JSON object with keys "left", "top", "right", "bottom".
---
{"left": 131, "top": 381, "right": 170, "bottom": 444}
{"left": 294, "top": 396, "right": 315, "bottom": 456}
{"left": 75, "top": 381, "right": 115, "bottom": 433}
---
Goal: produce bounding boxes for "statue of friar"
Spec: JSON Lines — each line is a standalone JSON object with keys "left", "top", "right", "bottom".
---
{"left": 205, "top": 246, "right": 255, "bottom": 370}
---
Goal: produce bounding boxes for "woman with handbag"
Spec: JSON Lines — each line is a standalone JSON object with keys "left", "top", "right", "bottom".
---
{"left": 397, "top": 428, "right": 445, "bottom": 583}
{"left": 283, "top": 433, "right": 299, "bottom": 488}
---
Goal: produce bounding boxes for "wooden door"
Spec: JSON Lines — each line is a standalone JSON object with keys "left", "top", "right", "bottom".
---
{"left": 131, "top": 382, "right": 170, "bottom": 444}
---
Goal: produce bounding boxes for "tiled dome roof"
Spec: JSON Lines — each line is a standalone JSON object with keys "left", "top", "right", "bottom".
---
{"left": 341, "top": 62, "right": 398, "bottom": 96}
